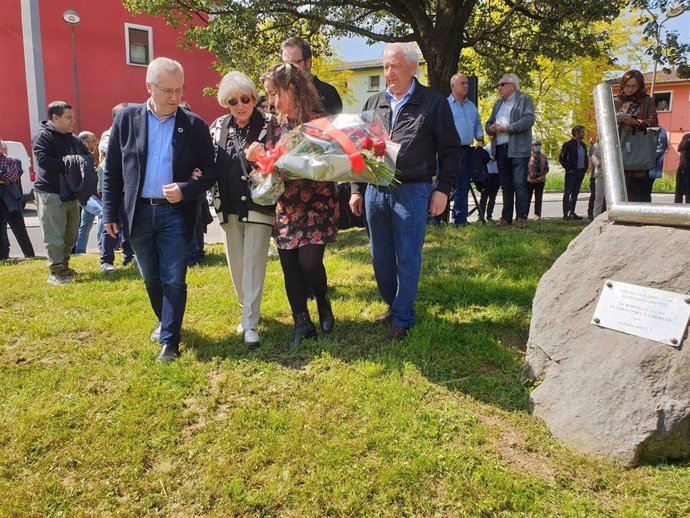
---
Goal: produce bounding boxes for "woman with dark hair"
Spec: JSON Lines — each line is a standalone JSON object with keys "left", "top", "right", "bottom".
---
{"left": 614, "top": 69, "right": 658, "bottom": 202}
{"left": 247, "top": 63, "right": 338, "bottom": 346}
{"left": 675, "top": 132, "right": 690, "bottom": 204}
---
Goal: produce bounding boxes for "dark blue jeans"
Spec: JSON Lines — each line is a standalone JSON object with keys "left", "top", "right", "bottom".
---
{"left": 130, "top": 203, "right": 188, "bottom": 346}
{"left": 563, "top": 168, "right": 586, "bottom": 215}
{"left": 451, "top": 149, "right": 471, "bottom": 225}
{"left": 365, "top": 182, "right": 431, "bottom": 329}
{"left": 495, "top": 145, "right": 529, "bottom": 223}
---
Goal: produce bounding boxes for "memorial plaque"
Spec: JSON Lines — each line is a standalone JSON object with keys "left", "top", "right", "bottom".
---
{"left": 592, "top": 280, "right": 690, "bottom": 347}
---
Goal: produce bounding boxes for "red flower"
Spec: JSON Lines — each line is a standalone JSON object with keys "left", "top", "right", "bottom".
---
{"left": 360, "top": 135, "right": 374, "bottom": 150}
{"left": 373, "top": 138, "right": 386, "bottom": 158}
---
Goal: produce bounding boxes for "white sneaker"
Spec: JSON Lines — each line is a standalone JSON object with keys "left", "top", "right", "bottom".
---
{"left": 100, "top": 263, "right": 117, "bottom": 273}
{"left": 236, "top": 323, "right": 245, "bottom": 335}
{"left": 244, "top": 328, "right": 260, "bottom": 346}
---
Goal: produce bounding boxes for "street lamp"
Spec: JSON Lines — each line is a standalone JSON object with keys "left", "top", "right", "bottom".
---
{"left": 62, "top": 9, "right": 81, "bottom": 132}
{"left": 649, "top": 4, "right": 686, "bottom": 97}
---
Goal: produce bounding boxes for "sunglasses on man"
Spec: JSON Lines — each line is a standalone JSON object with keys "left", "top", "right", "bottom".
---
{"left": 228, "top": 96, "right": 253, "bottom": 106}
{"left": 497, "top": 82, "right": 514, "bottom": 88}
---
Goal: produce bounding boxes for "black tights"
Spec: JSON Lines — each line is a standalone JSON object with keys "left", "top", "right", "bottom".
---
{"left": 278, "top": 244, "right": 328, "bottom": 314}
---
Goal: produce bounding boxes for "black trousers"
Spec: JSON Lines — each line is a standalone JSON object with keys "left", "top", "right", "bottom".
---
{"left": 624, "top": 173, "right": 646, "bottom": 202}
{"left": 278, "top": 244, "right": 328, "bottom": 315}
{"left": 0, "top": 200, "right": 35, "bottom": 259}
{"left": 563, "top": 169, "right": 586, "bottom": 215}
{"left": 527, "top": 182, "right": 545, "bottom": 217}
{"left": 478, "top": 174, "right": 501, "bottom": 220}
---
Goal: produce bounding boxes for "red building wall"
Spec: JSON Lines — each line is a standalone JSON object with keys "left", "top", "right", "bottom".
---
{"left": 658, "top": 84, "right": 690, "bottom": 170}
{"left": 1, "top": 3, "right": 32, "bottom": 152}
{"left": 1, "top": 0, "right": 223, "bottom": 163}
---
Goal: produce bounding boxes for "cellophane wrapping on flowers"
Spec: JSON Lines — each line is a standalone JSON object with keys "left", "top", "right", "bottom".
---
{"left": 250, "top": 111, "right": 400, "bottom": 206}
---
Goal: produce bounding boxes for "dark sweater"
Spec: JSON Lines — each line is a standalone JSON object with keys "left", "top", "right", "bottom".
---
{"left": 31, "top": 120, "right": 88, "bottom": 194}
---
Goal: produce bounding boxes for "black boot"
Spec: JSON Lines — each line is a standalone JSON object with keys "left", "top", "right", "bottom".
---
{"left": 316, "top": 296, "right": 335, "bottom": 333}
{"left": 292, "top": 312, "right": 318, "bottom": 346}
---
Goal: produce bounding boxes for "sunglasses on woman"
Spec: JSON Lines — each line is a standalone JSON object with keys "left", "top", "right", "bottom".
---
{"left": 228, "top": 96, "right": 253, "bottom": 106}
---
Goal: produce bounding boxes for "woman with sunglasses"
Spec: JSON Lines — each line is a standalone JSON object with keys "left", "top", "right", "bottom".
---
{"left": 247, "top": 63, "right": 338, "bottom": 347}
{"left": 209, "top": 71, "right": 278, "bottom": 347}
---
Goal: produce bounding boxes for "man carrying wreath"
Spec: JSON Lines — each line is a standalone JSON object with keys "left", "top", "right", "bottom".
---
{"left": 349, "top": 43, "right": 461, "bottom": 342}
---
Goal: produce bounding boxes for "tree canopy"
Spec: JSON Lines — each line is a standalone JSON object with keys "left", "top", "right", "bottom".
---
{"left": 125, "top": 0, "right": 625, "bottom": 94}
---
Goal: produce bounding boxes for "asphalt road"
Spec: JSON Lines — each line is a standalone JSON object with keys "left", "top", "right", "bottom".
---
{"left": 5, "top": 192, "right": 677, "bottom": 260}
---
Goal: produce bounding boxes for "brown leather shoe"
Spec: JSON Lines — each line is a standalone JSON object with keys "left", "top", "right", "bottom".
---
{"left": 373, "top": 309, "right": 393, "bottom": 325}
{"left": 385, "top": 326, "right": 408, "bottom": 342}
{"left": 517, "top": 217, "right": 527, "bottom": 229}
{"left": 498, "top": 218, "right": 511, "bottom": 227}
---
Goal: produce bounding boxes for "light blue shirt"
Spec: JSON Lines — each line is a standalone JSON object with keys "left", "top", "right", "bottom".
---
{"left": 141, "top": 101, "right": 176, "bottom": 198}
{"left": 385, "top": 80, "right": 416, "bottom": 130}
{"left": 447, "top": 95, "right": 483, "bottom": 146}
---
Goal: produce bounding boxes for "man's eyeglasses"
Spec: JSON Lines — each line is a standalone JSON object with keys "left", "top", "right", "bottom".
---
{"left": 497, "top": 82, "right": 513, "bottom": 88}
{"left": 228, "top": 96, "right": 253, "bottom": 106}
{"left": 282, "top": 59, "right": 304, "bottom": 66}
{"left": 150, "top": 82, "right": 185, "bottom": 96}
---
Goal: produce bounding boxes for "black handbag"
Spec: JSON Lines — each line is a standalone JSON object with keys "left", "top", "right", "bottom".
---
{"left": 620, "top": 127, "right": 658, "bottom": 171}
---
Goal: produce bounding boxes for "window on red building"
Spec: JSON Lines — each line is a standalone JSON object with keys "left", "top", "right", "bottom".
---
{"left": 125, "top": 23, "right": 153, "bottom": 66}
{"left": 653, "top": 92, "right": 672, "bottom": 112}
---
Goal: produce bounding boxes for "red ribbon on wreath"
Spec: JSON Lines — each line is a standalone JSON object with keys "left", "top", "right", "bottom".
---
{"left": 311, "top": 117, "right": 366, "bottom": 174}
{"left": 255, "top": 144, "right": 287, "bottom": 174}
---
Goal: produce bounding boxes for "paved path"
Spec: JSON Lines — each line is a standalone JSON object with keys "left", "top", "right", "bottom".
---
{"left": 5, "top": 192, "right": 677, "bottom": 260}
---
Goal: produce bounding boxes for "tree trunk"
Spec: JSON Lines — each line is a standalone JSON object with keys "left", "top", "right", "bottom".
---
{"left": 417, "top": 37, "right": 463, "bottom": 96}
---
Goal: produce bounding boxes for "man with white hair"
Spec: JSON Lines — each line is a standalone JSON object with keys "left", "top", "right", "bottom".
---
{"left": 485, "top": 73, "right": 535, "bottom": 228}
{"left": 103, "top": 57, "right": 216, "bottom": 362}
{"left": 349, "top": 43, "right": 461, "bottom": 342}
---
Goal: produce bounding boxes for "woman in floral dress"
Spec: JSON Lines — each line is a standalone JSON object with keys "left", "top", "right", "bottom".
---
{"left": 247, "top": 63, "right": 338, "bottom": 346}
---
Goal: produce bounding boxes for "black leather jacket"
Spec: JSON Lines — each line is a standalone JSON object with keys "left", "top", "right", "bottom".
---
{"left": 353, "top": 78, "right": 461, "bottom": 195}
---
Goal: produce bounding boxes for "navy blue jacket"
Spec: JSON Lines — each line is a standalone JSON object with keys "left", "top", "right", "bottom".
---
{"left": 559, "top": 138, "right": 589, "bottom": 173}
{"left": 102, "top": 104, "right": 216, "bottom": 240}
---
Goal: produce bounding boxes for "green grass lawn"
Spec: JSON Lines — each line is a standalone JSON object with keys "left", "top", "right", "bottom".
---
{"left": 1, "top": 221, "right": 689, "bottom": 517}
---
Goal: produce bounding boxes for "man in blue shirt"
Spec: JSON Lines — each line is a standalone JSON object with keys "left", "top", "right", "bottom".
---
{"left": 446, "top": 73, "right": 484, "bottom": 226}
{"left": 103, "top": 57, "right": 216, "bottom": 362}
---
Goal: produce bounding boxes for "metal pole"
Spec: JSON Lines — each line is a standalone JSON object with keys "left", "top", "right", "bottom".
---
{"left": 593, "top": 84, "right": 627, "bottom": 205}
{"left": 70, "top": 24, "right": 80, "bottom": 132}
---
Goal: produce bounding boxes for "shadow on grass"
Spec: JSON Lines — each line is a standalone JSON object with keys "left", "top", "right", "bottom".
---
{"left": 178, "top": 222, "right": 583, "bottom": 413}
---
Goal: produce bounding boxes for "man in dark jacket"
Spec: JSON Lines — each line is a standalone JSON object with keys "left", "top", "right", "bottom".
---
{"left": 0, "top": 141, "right": 35, "bottom": 259}
{"left": 559, "top": 125, "right": 588, "bottom": 220}
{"left": 32, "top": 100, "right": 89, "bottom": 284}
{"left": 103, "top": 57, "right": 216, "bottom": 362}
{"left": 280, "top": 37, "right": 343, "bottom": 115}
{"left": 349, "top": 43, "right": 461, "bottom": 342}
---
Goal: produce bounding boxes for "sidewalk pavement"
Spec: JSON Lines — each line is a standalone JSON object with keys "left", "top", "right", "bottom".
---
{"left": 5, "top": 192, "right": 678, "bottom": 260}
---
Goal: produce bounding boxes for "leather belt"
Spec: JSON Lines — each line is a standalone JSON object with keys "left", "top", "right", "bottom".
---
{"left": 139, "top": 197, "right": 171, "bottom": 206}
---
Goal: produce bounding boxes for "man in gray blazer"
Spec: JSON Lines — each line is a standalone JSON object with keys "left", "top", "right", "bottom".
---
{"left": 485, "top": 73, "right": 535, "bottom": 228}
